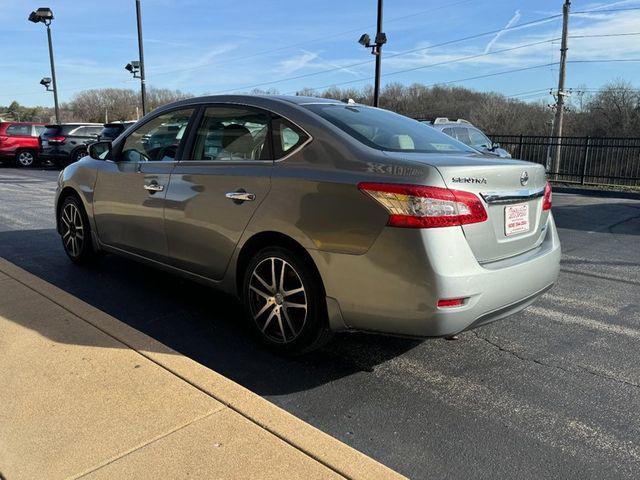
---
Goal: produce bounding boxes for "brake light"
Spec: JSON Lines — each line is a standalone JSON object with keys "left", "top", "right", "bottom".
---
{"left": 542, "top": 181, "right": 552, "bottom": 211}
{"left": 358, "top": 182, "right": 488, "bottom": 228}
{"left": 48, "top": 135, "right": 66, "bottom": 144}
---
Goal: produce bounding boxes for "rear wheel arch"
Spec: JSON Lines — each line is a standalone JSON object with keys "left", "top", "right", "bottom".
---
{"left": 235, "top": 231, "right": 325, "bottom": 299}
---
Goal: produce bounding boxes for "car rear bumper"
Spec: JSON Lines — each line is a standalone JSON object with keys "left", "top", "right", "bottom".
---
{"left": 310, "top": 214, "right": 561, "bottom": 337}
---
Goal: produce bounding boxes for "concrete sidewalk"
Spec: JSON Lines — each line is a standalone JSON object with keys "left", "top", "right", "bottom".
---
{"left": 0, "top": 258, "right": 405, "bottom": 480}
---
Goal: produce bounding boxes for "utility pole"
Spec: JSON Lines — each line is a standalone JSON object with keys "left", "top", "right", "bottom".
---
{"left": 373, "top": 0, "right": 384, "bottom": 107}
{"left": 135, "top": 0, "right": 147, "bottom": 116}
{"left": 46, "top": 24, "right": 61, "bottom": 124}
{"left": 551, "top": 0, "right": 571, "bottom": 176}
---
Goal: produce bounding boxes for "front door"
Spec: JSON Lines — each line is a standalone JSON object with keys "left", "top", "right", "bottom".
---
{"left": 164, "top": 105, "right": 276, "bottom": 280}
{"left": 92, "top": 108, "right": 195, "bottom": 262}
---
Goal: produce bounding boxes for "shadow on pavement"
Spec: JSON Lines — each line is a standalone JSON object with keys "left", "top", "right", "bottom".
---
{"left": 0, "top": 228, "right": 420, "bottom": 396}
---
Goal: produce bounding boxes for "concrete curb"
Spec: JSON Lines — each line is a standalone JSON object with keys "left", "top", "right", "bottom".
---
{"left": 0, "top": 257, "right": 405, "bottom": 480}
{"left": 552, "top": 185, "right": 640, "bottom": 200}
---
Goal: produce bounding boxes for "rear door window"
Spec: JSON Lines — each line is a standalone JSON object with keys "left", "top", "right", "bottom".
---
{"left": 190, "top": 106, "right": 271, "bottom": 161}
{"left": 6, "top": 124, "right": 31, "bottom": 136}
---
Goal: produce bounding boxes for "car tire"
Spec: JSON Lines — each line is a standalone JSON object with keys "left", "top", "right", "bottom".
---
{"left": 58, "top": 195, "right": 99, "bottom": 265}
{"left": 71, "top": 148, "right": 88, "bottom": 164}
{"left": 15, "top": 149, "right": 37, "bottom": 168}
{"left": 242, "top": 246, "right": 332, "bottom": 355}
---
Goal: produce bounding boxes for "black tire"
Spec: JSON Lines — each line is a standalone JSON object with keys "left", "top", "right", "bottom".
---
{"left": 58, "top": 195, "right": 99, "bottom": 265}
{"left": 242, "top": 246, "right": 332, "bottom": 355}
{"left": 15, "top": 149, "right": 37, "bottom": 168}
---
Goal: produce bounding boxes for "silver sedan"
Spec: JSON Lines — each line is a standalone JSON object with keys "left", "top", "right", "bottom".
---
{"left": 55, "top": 95, "right": 560, "bottom": 353}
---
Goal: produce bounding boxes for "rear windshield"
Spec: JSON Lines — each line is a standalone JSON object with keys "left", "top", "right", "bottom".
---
{"left": 42, "top": 126, "right": 62, "bottom": 137}
{"left": 100, "top": 126, "right": 124, "bottom": 139}
{"left": 304, "top": 104, "right": 475, "bottom": 154}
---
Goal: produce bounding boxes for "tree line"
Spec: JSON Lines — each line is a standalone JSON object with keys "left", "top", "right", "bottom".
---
{"left": 1, "top": 80, "right": 638, "bottom": 138}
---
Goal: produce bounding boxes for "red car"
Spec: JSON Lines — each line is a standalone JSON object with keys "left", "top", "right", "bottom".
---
{"left": 0, "top": 122, "right": 46, "bottom": 167}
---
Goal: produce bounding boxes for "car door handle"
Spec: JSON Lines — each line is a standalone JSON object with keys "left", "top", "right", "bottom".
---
{"left": 144, "top": 183, "right": 164, "bottom": 192}
{"left": 225, "top": 191, "right": 256, "bottom": 202}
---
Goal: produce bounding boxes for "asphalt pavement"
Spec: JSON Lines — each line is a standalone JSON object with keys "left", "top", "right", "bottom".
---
{"left": 1, "top": 166, "right": 639, "bottom": 480}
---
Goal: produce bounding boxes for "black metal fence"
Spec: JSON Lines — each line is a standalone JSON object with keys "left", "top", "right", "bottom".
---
{"left": 489, "top": 135, "right": 640, "bottom": 187}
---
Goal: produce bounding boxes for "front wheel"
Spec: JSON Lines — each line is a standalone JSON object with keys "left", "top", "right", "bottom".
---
{"left": 58, "top": 196, "right": 98, "bottom": 264}
{"left": 242, "top": 247, "right": 332, "bottom": 354}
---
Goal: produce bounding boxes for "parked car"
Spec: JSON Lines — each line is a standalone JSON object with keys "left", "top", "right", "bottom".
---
{"left": 425, "top": 118, "right": 512, "bottom": 158}
{"left": 97, "top": 121, "right": 136, "bottom": 141}
{"left": 39, "top": 123, "right": 103, "bottom": 168}
{"left": 56, "top": 95, "right": 560, "bottom": 354}
{"left": 0, "top": 122, "right": 46, "bottom": 167}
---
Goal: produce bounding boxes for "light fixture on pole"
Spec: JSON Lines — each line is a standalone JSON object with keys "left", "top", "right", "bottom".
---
{"left": 28, "top": 7, "right": 60, "bottom": 123}
{"left": 125, "top": 61, "right": 142, "bottom": 78}
{"left": 358, "top": 0, "right": 386, "bottom": 107}
{"left": 40, "top": 77, "right": 53, "bottom": 91}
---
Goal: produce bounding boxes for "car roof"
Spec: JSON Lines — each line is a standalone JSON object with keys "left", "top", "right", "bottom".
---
{"left": 45, "top": 123, "right": 103, "bottom": 128}
{"left": 156, "top": 94, "right": 348, "bottom": 111}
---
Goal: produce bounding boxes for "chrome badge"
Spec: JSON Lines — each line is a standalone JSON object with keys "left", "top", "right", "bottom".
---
{"left": 520, "top": 171, "right": 529, "bottom": 186}
{"left": 451, "top": 177, "right": 487, "bottom": 185}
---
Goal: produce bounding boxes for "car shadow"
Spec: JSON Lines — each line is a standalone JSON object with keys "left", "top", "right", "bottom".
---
{"left": 0, "top": 228, "right": 421, "bottom": 396}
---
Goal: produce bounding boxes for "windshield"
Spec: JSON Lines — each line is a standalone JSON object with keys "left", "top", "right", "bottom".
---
{"left": 304, "top": 104, "right": 475, "bottom": 154}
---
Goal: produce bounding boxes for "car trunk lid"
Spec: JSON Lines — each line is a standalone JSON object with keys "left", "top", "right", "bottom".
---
{"left": 385, "top": 152, "right": 550, "bottom": 263}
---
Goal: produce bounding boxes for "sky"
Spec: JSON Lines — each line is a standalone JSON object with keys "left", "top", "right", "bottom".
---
{"left": 1, "top": 0, "right": 639, "bottom": 107}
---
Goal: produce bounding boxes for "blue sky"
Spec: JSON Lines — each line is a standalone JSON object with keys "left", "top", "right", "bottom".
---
{"left": 1, "top": 0, "right": 639, "bottom": 106}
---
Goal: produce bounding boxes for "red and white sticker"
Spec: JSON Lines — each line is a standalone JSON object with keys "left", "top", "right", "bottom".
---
{"left": 505, "top": 203, "right": 530, "bottom": 236}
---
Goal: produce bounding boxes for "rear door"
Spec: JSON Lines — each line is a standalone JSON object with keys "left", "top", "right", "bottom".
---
{"left": 92, "top": 108, "right": 195, "bottom": 262}
{"left": 164, "top": 104, "right": 277, "bottom": 280}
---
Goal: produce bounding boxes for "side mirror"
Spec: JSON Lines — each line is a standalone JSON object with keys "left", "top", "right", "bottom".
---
{"left": 491, "top": 142, "right": 501, "bottom": 150}
{"left": 88, "top": 141, "right": 112, "bottom": 160}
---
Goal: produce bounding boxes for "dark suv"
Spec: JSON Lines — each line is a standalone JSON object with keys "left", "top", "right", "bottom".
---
{"left": 39, "top": 123, "right": 103, "bottom": 167}
{"left": 97, "top": 121, "right": 136, "bottom": 141}
{"left": 0, "top": 122, "right": 46, "bottom": 167}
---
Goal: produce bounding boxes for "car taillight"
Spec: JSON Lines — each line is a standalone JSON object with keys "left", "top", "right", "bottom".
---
{"left": 358, "top": 182, "right": 488, "bottom": 228}
{"left": 48, "top": 135, "right": 66, "bottom": 144}
{"left": 542, "top": 181, "right": 552, "bottom": 211}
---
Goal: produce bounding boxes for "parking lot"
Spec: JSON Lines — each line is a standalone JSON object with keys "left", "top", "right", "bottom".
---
{"left": 1, "top": 166, "right": 639, "bottom": 479}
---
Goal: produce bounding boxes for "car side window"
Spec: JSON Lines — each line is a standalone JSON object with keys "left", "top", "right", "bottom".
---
{"left": 454, "top": 127, "right": 472, "bottom": 146}
{"left": 441, "top": 127, "right": 454, "bottom": 137}
{"left": 271, "top": 116, "right": 309, "bottom": 159}
{"left": 6, "top": 124, "right": 30, "bottom": 136}
{"left": 469, "top": 129, "right": 491, "bottom": 149}
{"left": 190, "top": 106, "right": 270, "bottom": 161}
{"left": 33, "top": 125, "right": 46, "bottom": 136}
{"left": 120, "top": 109, "right": 194, "bottom": 162}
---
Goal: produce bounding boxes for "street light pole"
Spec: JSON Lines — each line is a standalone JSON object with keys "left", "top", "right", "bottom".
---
{"left": 135, "top": 0, "right": 147, "bottom": 116}
{"left": 357, "top": 1, "right": 386, "bottom": 107}
{"left": 373, "top": 0, "right": 383, "bottom": 108}
{"left": 46, "top": 23, "right": 61, "bottom": 124}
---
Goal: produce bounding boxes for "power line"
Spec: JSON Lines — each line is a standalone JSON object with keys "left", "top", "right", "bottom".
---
{"left": 573, "top": 6, "right": 640, "bottom": 14}
{"left": 148, "top": 0, "right": 478, "bottom": 78}
{"left": 571, "top": 32, "right": 640, "bottom": 39}
{"left": 289, "top": 62, "right": 560, "bottom": 95}
{"left": 284, "top": 40, "right": 560, "bottom": 94}
{"left": 211, "top": 14, "right": 563, "bottom": 94}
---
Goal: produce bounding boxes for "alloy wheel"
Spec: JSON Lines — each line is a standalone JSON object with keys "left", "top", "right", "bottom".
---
{"left": 17, "top": 151, "right": 34, "bottom": 167}
{"left": 60, "top": 202, "right": 85, "bottom": 258}
{"left": 248, "top": 257, "right": 308, "bottom": 343}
